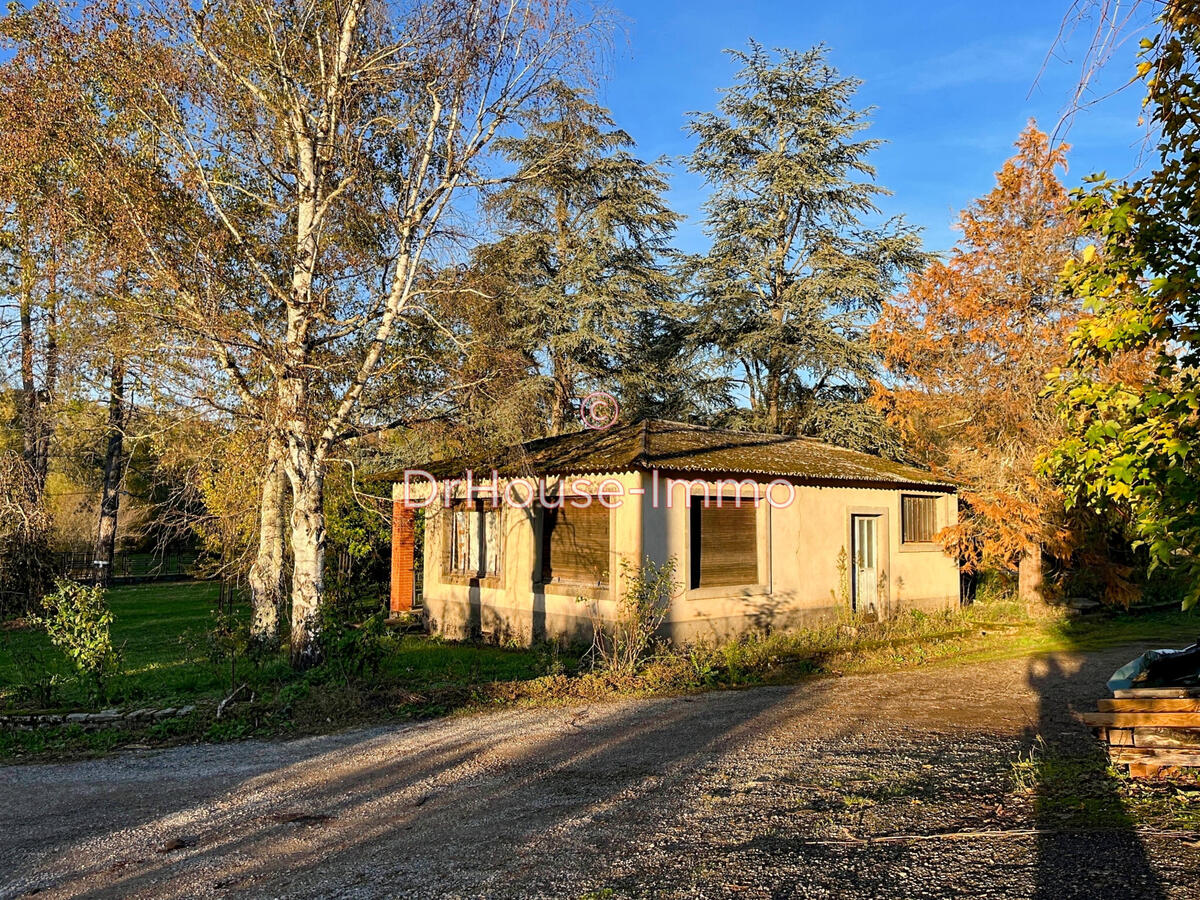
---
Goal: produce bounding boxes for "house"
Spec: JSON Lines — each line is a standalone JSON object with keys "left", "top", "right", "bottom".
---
{"left": 383, "top": 419, "right": 959, "bottom": 645}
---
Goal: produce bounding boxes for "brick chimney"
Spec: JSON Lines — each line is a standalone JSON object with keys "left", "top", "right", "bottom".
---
{"left": 390, "top": 501, "right": 416, "bottom": 614}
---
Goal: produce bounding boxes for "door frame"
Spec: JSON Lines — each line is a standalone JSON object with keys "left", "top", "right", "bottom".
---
{"left": 846, "top": 506, "right": 891, "bottom": 615}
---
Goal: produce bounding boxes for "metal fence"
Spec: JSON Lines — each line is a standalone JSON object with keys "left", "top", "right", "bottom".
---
{"left": 53, "top": 550, "right": 200, "bottom": 584}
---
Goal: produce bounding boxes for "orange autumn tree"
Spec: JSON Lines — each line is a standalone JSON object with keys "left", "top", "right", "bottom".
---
{"left": 873, "top": 124, "right": 1081, "bottom": 607}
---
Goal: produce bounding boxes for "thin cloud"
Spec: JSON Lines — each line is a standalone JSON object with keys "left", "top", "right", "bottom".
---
{"left": 888, "top": 35, "right": 1049, "bottom": 92}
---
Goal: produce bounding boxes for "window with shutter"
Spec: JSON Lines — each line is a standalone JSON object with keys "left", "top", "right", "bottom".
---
{"left": 445, "top": 500, "right": 501, "bottom": 577}
{"left": 689, "top": 501, "right": 759, "bottom": 589}
{"left": 901, "top": 494, "right": 938, "bottom": 543}
{"left": 541, "top": 500, "right": 610, "bottom": 586}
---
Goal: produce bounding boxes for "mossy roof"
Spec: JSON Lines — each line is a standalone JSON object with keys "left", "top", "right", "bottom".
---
{"left": 380, "top": 419, "right": 955, "bottom": 491}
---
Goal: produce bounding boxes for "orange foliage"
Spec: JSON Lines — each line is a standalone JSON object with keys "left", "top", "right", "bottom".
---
{"left": 872, "top": 123, "right": 1079, "bottom": 574}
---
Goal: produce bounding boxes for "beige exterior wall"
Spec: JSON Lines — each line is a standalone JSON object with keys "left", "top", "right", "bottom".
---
{"left": 398, "top": 470, "right": 959, "bottom": 646}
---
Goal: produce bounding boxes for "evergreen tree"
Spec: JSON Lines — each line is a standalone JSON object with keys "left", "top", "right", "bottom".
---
{"left": 685, "top": 42, "right": 925, "bottom": 447}
{"left": 477, "top": 81, "right": 684, "bottom": 434}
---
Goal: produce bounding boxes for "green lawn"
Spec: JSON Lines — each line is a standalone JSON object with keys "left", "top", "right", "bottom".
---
{"left": 0, "top": 581, "right": 556, "bottom": 713}
{"left": 2, "top": 579, "right": 1198, "bottom": 761}
{"left": 2, "top": 582, "right": 227, "bottom": 710}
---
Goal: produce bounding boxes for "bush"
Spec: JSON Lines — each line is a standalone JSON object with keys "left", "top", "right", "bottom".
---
{"left": 37, "top": 579, "right": 120, "bottom": 700}
{"left": 582, "top": 557, "right": 679, "bottom": 676}
{"left": 317, "top": 598, "right": 392, "bottom": 684}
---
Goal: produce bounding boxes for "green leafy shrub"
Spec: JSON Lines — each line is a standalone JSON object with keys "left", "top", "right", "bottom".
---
{"left": 581, "top": 557, "right": 679, "bottom": 676}
{"left": 317, "top": 599, "right": 392, "bottom": 684}
{"left": 37, "top": 579, "right": 120, "bottom": 700}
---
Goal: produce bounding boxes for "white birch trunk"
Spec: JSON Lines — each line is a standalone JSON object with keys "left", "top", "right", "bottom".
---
{"left": 248, "top": 434, "right": 287, "bottom": 643}
{"left": 285, "top": 431, "right": 325, "bottom": 666}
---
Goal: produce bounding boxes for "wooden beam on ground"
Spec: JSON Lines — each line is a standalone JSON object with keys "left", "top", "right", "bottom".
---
{"left": 1112, "top": 687, "right": 1200, "bottom": 699}
{"left": 1109, "top": 747, "right": 1200, "bottom": 768}
{"left": 1081, "top": 712, "right": 1200, "bottom": 728}
{"left": 1105, "top": 727, "right": 1135, "bottom": 747}
{"left": 1097, "top": 698, "right": 1200, "bottom": 712}
{"left": 1133, "top": 728, "right": 1200, "bottom": 749}
{"left": 1126, "top": 762, "right": 1163, "bottom": 779}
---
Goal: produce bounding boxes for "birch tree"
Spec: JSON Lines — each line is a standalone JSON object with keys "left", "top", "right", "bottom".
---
{"left": 35, "top": 0, "right": 599, "bottom": 663}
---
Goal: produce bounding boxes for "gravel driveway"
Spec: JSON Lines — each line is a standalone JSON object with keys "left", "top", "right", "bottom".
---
{"left": 3, "top": 644, "right": 1199, "bottom": 899}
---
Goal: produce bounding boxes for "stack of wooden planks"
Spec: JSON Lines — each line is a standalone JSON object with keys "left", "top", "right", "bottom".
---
{"left": 1082, "top": 687, "right": 1200, "bottom": 778}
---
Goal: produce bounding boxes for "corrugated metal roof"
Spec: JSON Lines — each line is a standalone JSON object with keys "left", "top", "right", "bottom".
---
{"left": 380, "top": 419, "right": 956, "bottom": 490}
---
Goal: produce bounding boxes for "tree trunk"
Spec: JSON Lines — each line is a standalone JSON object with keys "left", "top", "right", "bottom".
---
{"left": 248, "top": 434, "right": 288, "bottom": 644}
{"left": 18, "top": 267, "right": 50, "bottom": 497}
{"left": 764, "top": 367, "right": 782, "bottom": 433}
{"left": 548, "top": 353, "right": 576, "bottom": 435}
{"left": 94, "top": 355, "right": 126, "bottom": 588}
{"left": 42, "top": 273, "right": 58, "bottom": 482}
{"left": 286, "top": 449, "right": 325, "bottom": 667}
{"left": 19, "top": 289, "right": 41, "bottom": 490}
{"left": 1018, "top": 546, "right": 1046, "bottom": 612}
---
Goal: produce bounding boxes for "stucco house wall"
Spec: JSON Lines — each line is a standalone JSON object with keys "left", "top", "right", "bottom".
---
{"left": 401, "top": 469, "right": 959, "bottom": 646}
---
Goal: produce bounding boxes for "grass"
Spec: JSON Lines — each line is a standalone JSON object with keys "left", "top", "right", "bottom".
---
{"left": 2, "top": 582, "right": 230, "bottom": 711}
{"left": 2, "top": 580, "right": 1198, "bottom": 763}
{"left": 0, "top": 582, "right": 563, "bottom": 716}
{"left": 1011, "top": 737, "right": 1200, "bottom": 833}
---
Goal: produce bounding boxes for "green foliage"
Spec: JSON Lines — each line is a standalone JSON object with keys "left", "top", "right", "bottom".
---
{"left": 36, "top": 579, "right": 120, "bottom": 698}
{"left": 316, "top": 599, "right": 392, "bottom": 685}
{"left": 582, "top": 556, "right": 679, "bottom": 675}
{"left": 324, "top": 465, "right": 391, "bottom": 603}
{"left": 685, "top": 42, "right": 925, "bottom": 445}
{"left": 1043, "top": 12, "right": 1200, "bottom": 609}
{"left": 472, "top": 80, "right": 689, "bottom": 432}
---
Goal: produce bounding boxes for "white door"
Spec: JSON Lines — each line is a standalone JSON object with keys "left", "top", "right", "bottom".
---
{"left": 852, "top": 515, "right": 879, "bottom": 614}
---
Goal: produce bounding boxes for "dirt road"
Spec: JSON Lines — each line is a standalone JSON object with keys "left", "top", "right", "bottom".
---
{"left": 3, "top": 645, "right": 1199, "bottom": 898}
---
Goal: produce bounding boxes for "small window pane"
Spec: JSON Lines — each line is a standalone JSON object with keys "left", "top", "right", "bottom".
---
{"left": 447, "top": 501, "right": 500, "bottom": 576}
{"left": 902, "top": 495, "right": 938, "bottom": 543}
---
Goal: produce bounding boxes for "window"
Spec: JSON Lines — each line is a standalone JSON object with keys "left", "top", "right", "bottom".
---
{"left": 902, "top": 494, "right": 938, "bottom": 544}
{"left": 689, "top": 500, "right": 758, "bottom": 589}
{"left": 445, "top": 500, "right": 500, "bottom": 577}
{"left": 541, "top": 500, "right": 610, "bottom": 586}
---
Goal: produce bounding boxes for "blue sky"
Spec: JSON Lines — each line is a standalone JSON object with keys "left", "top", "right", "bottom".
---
{"left": 596, "top": 0, "right": 1158, "bottom": 255}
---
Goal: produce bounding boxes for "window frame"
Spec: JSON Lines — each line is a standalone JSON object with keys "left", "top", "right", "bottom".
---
{"left": 900, "top": 493, "right": 940, "bottom": 546}
{"left": 441, "top": 498, "right": 502, "bottom": 581}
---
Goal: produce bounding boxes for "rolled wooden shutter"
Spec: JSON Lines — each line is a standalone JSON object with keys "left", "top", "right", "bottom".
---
{"left": 692, "top": 503, "right": 758, "bottom": 588}
{"left": 542, "top": 501, "right": 610, "bottom": 586}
